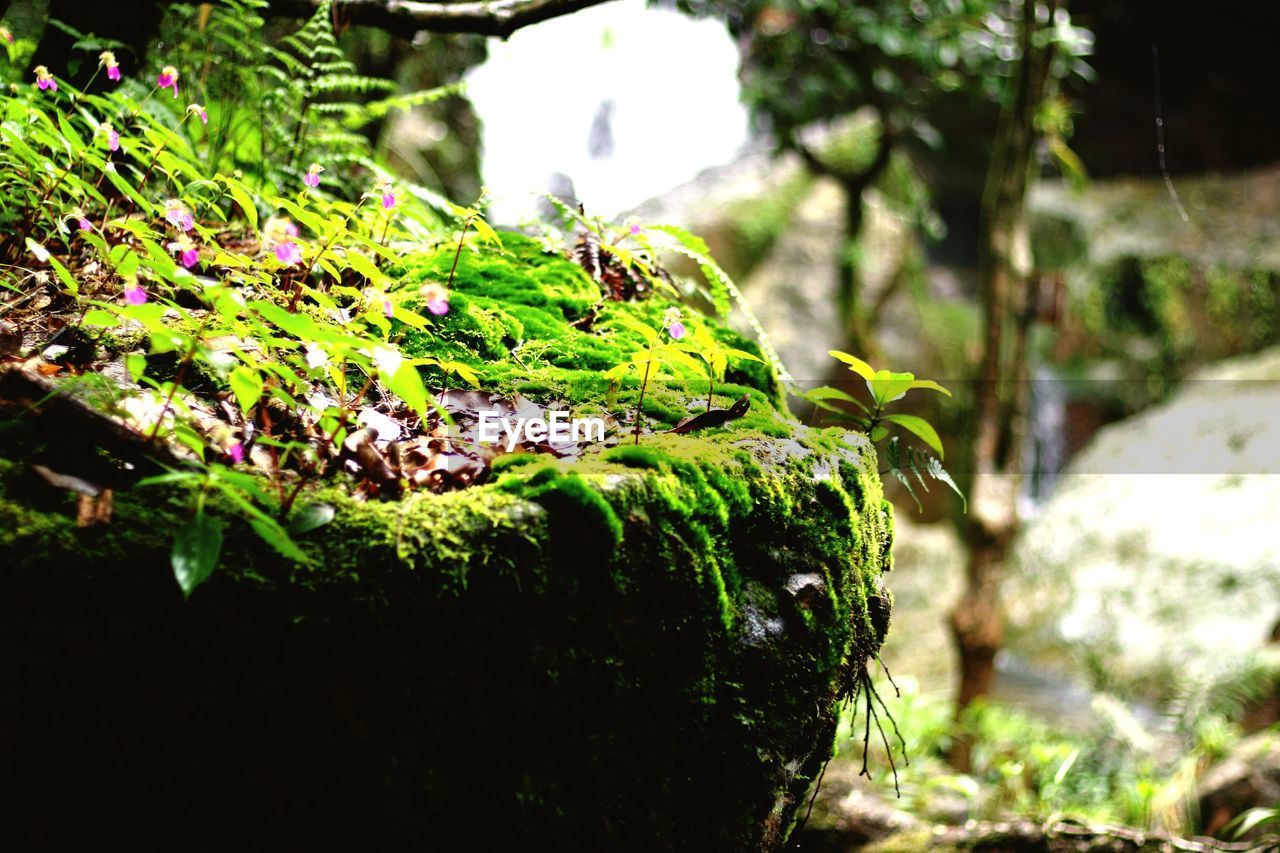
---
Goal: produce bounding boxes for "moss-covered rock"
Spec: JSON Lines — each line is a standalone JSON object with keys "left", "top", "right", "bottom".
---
{"left": 0, "top": 235, "right": 891, "bottom": 850}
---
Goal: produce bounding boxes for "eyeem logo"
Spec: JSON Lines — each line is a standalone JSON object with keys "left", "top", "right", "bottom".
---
{"left": 477, "top": 410, "right": 607, "bottom": 451}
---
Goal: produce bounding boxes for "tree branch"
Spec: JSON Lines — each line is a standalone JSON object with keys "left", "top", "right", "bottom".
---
{"left": 265, "top": 0, "right": 622, "bottom": 39}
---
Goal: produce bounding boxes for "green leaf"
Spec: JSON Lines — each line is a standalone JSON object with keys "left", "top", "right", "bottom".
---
{"left": 829, "top": 350, "right": 876, "bottom": 382}
{"left": 81, "top": 309, "right": 119, "bottom": 327}
{"left": 125, "top": 353, "right": 147, "bottom": 382}
{"left": 228, "top": 365, "right": 264, "bottom": 412}
{"left": 221, "top": 178, "right": 259, "bottom": 230}
{"left": 384, "top": 361, "right": 428, "bottom": 417}
{"left": 248, "top": 516, "right": 309, "bottom": 563}
{"left": 870, "top": 425, "right": 889, "bottom": 443}
{"left": 908, "top": 379, "right": 952, "bottom": 397}
{"left": 289, "top": 503, "right": 336, "bottom": 534}
{"left": 172, "top": 512, "right": 224, "bottom": 599}
{"left": 867, "top": 370, "right": 916, "bottom": 406}
{"left": 882, "top": 413, "right": 945, "bottom": 459}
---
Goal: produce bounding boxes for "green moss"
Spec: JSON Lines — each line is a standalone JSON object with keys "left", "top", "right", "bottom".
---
{"left": 0, "top": 233, "right": 891, "bottom": 851}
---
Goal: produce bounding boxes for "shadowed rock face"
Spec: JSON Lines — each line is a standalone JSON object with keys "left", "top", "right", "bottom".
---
{"left": 0, "top": 238, "right": 891, "bottom": 850}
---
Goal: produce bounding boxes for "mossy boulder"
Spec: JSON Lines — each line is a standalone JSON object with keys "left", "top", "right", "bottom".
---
{"left": 0, "top": 235, "right": 892, "bottom": 849}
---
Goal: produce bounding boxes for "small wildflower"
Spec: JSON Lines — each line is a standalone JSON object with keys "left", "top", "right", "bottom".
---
{"left": 187, "top": 103, "right": 208, "bottom": 125}
{"left": 383, "top": 299, "right": 394, "bottom": 319}
{"left": 303, "top": 162, "right": 323, "bottom": 189}
{"left": 124, "top": 284, "right": 148, "bottom": 306}
{"left": 664, "top": 307, "right": 685, "bottom": 340}
{"left": 34, "top": 65, "right": 57, "bottom": 93}
{"left": 369, "top": 178, "right": 396, "bottom": 210}
{"left": 105, "top": 124, "right": 120, "bottom": 152}
{"left": 419, "top": 283, "right": 450, "bottom": 316}
{"left": 263, "top": 216, "right": 302, "bottom": 265}
{"left": 629, "top": 223, "right": 641, "bottom": 237}
{"left": 0, "top": 27, "right": 14, "bottom": 44}
{"left": 164, "top": 199, "right": 194, "bottom": 231}
{"left": 77, "top": 217, "right": 92, "bottom": 231}
{"left": 167, "top": 236, "right": 199, "bottom": 269}
{"left": 274, "top": 240, "right": 301, "bottom": 266}
{"left": 100, "top": 51, "right": 121, "bottom": 82}
{"left": 227, "top": 442, "right": 245, "bottom": 464}
{"left": 156, "top": 65, "right": 179, "bottom": 98}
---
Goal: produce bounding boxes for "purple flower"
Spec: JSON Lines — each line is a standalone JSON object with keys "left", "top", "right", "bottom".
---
{"left": 304, "top": 163, "right": 323, "bottom": 189}
{"left": 382, "top": 299, "right": 394, "bottom": 319}
{"left": 629, "top": 223, "right": 641, "bottom": 236}
{"left": 419, "top": 283, "right": 450, "bottom": 316}
{"left": 77, "top": 217, "right": 92, "bottom": 231}
{"left": 157, "top": 65, "right": 179, "bottom": 98}
{"left": 124, "top": 285, "right": 147, "bottom": 306}
{"left": 274, "top": 240, "right": 301, "bottom": 266}
{"left": 100, "top": 51, "right": 121, "bottom": 82}
{"left": 187, "top": 103, "right": 208, "bottom": 125}
{"left": 107, "top": 128, "right": 120, "bottom": 152}
{"left": 663, "top": 307, "right": 685, "bottom": 340}
{"left": 34, "top": 66, "right": 56, "bottom": 92}
{"left": 169, "top": 240, "right": 200, "bottom": 269}
{"left": 165, "top": 199, "right": 194, "bottom": 231}
{"left": 382, "top": 191, "right": 396, "bottom": 211}
{"left": 227, "top": 442, "right": 244, "bottom": 464}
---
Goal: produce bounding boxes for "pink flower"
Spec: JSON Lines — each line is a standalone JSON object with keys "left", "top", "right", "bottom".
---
{"left": 156, "top": 65, "right": 179, "bottom": 98}
{"left": 0, "top": 27, "right": 13, "bottom": 44}
{"left": 77, "top": 217, "right": 92, "bottom": 231}
{"left": 227, "top": 442, "right": 244, "bottom": 464}
{"left": 419, "top": 283, "right": 450, "bottom": 316}
{"left": 382, "top": 299, "right": 394, "bottom": 318}
{"left": 304, "top": 163, "right": 323, "bottom": 188}
{"left": 664, "top": 307, "right": 685, "bottom": 340}
{"left": 284, "top": 222, "right": 299, "bottom": 237}
{"left": 165, "top": 199, "right": 194, "bottom": 231}
{"left": 169, "top": 239, "right": 199, "bottom": 269}
{"left": 34, "top": 65, "right": 56, "bottom": 92}
{"left": 629, "top": 223, "right": 641, "bottom": 236}
{"left": 124, "top": 285, "right": 147, "bottom": 305}
{"left": 274, "top": 240, "right": 301, "bottom": 266}
{"left": 187, "top": 103, "right": 207, "bottom": 125}
{"left": 100, "top": 51, "right": 120, "bottom": 82}
{"left": 107, "top": 129, "right": 120, "bottom": 152}
{"left": 382, "top": 191, "right": 396, "bottom": 211}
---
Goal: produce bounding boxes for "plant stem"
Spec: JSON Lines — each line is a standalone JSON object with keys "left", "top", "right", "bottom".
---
{"left": 291, "top": 197, "right": 367, "bottom": 311}
{"left": 633, "top": 341, "right": 656, "bottom": 445}
{"left": 147, "top": 338, "right": 199, "bottom": 442}
{"left": 445, "top": 218, "right": 472, "bottom": 290}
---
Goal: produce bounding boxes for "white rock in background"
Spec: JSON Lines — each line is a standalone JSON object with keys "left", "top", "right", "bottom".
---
{"left": 1009, "top": 346, "right": 1280, "bottom": 692}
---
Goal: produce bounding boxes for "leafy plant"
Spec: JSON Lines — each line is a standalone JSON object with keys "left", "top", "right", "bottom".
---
{"left": 806, "top": 350, "right": 963, "bottom": 511}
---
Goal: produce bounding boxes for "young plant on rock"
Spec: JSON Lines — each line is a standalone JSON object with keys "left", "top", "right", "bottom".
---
{"left": 806, "top": 350, "right": 964, "bottom": 511}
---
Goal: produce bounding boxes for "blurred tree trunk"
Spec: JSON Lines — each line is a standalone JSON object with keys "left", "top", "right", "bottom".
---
{"left": 792, "top": 115, "right": 895, "bottom": 353}
{"left": 948, "top": 0, "right": 1058, "bottom": 771}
